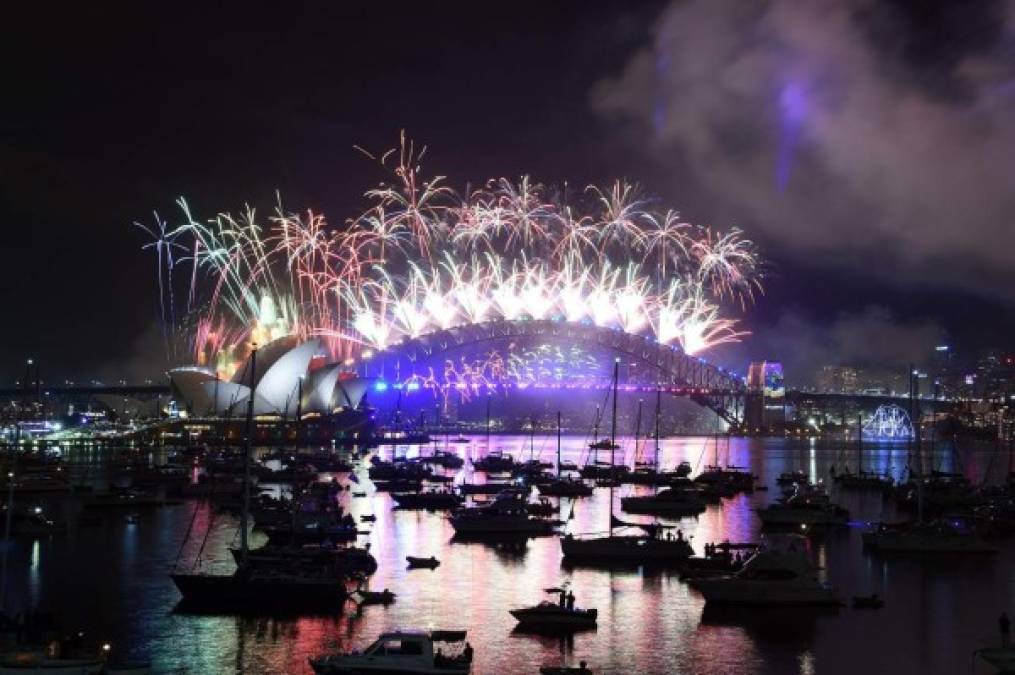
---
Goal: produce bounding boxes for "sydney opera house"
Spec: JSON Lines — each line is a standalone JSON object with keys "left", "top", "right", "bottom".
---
{"left": 167, "top": 337, "right": 376, "bottom": 442}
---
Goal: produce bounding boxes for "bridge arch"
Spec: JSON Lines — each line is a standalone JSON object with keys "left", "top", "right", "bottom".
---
{"left": 355, "top": 319, "right": 745, "bottom": 424}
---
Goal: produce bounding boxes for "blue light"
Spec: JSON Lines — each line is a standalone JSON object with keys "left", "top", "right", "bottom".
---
{"left": 374, "top": 381, "right": 388, "bottom": 392}
{"left": 406, "top": 382, "right": 420, "bottom": 391}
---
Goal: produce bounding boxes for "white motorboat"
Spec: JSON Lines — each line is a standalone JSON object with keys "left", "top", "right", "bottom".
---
{"left": 309, "top": 630, "right": 472, "bottom": 674}
{"left": 690, "top": 535, "right": 840, "bottom": 606}
{"left": 862, "top": 520, "right": 998, "bottom": 554}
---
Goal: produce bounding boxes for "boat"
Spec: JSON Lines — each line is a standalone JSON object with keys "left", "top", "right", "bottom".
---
{"left": 309, "top": 630, "right": 472, "bottom": 674}
{"left": 755, "top": 489, "right": 849, "bottom": 528}
{"left": 536, "top": 478, "right": 592, "bottom": 498}
{"left": 851, "top": 594, "right": 884, "bottom": 609}
{"left": 620, "top": 486, "right": 707, "bottom": 516}
{"left": 228, "top": 543, "right": 378, "bottom": 576}
{"left": 587, "top": 439, "right": 618, "bottom": 451}
{"left": 419, "top": 449, "right": 465, "bottom": 469}
{"left": 459, "top": 482, "right": 515, "bottom": 496}
{"left": 690, "top": 535, "right": 841, "bottom": 606}
{"left": 448, "top": 436, "right": 471, "bottom": 444}
{"left": 537, "top": 414, "right": 593, "bottom": 499}
{"left": 171, "top": 565, "right": 347, "bottom": 611}
{"left": 510, "top": 587, "right": 597, "bottom": 630}
{"left": 450, "top": 494, "right": 556, "bottom": 536}
{"left": 775, "top": 471, "right": 808, "bottom": 486}
{"left": 861, "top": 520, "right": 999, "bottom": 554}
{"left": 351, "top": 588, "right": 396, "bottom": 606}
{"left": 675, "top": 461, "right": 692, "bottom": 478}
{"left": 392, "top": 491, "right": 464, "bottom": 510}
{"left": 406, "top": 556, "right": 441, "bottom": 569}
{"left": 471, "top": 452, "right": 516, "bottom": 473}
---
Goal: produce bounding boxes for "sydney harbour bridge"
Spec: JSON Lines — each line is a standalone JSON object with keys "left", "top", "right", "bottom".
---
{"left": 3, "top": 317, "right": 955, "bottom": 434}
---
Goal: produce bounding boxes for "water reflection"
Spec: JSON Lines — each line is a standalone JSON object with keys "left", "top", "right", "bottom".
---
{"left": 2, "top": 435, "right": 1011, "bottom": 673}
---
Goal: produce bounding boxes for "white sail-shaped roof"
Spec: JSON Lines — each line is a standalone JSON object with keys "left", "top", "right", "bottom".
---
{"left": 336, "top": 377, "right": 372, "bottom": 410}
{"left": 304, "top": 364, "right": 343, "bottom": 415}
{"left": 199, "top": 380, "right": 252, "bottom": 417}
{"left": 229, "top": 335, "right": 299, "bottom": 386}
{"left": 251, "top": 339, "right": 321, "bottom": 415}
{"left": 169, "top": 367, "right": 217, "bottom": 415}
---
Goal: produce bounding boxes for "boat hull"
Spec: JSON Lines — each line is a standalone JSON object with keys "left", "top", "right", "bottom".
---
{"left": 170, "top": 572, "right": 346, "bottom": 611}
{"left": 560, "top": 535, "right": 693, "bottom": 564}
{"left": 691, "top": 578, "right": 840, "bottom": 606}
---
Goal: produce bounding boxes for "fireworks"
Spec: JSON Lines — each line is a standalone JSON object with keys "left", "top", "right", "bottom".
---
{"left": 139, "top": 134, "right": 762, "bottom": 377}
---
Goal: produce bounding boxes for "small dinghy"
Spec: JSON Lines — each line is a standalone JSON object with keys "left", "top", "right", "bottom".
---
{"left": 407, "top": 555, "right": 441, "bottom": 569}
{"left": 352, "top": 588, "right": 396, "bottom": 606}
{"left": 851, "top": 594, "right": 885, "bottom": 609}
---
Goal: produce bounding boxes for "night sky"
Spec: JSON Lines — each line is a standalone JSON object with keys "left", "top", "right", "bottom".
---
{"left": 3, "top": 1, "right": 1013, "bottom": 385}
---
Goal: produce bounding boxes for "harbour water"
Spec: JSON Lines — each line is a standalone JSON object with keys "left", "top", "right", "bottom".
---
{"left": 5, "top": 436, "right": 1013, "bottom": 674}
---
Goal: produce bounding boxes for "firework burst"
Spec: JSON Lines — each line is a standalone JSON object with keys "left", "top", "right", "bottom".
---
{"left": 139, "top": 135, "right": 761, "bottom": 377}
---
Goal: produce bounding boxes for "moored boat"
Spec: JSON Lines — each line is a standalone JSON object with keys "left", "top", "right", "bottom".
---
{"left": 309, "top": 630, "right": 472, "bottom": 674}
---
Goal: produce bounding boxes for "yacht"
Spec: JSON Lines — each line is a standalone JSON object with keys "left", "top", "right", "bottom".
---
{"left": 419, "top": 450, "right": 465, "bottom": 469}
{"left": 690, "top": 535, "right": 840, "bottom": 606}
{"left": 620, "top": 487, "right": 707, "bottom": 516}
{"left": 560, "top": 530, "right": 693, "bottom": 564}
{"left": 510, "top": 590, "right": 597, "bottom": 629}
{"left": 309, "top": 630, "right": 472, "bottom": 674}
{"left": 392, "top": 490, "right": 464, "bottom": 510}
{"left": 450, "top": 494, "right": 555, "bottom": 536}
{"left": 755, "top": 489, "right": 849, "bottom": 528}
{"left": 861, "top": 520, "right": 999, "bottom": 554}
{"left": 471, "top": 451, "right": 516, "bottom": 473}
{"left": 536, "top": 478, "right": 592, "bottom": 498}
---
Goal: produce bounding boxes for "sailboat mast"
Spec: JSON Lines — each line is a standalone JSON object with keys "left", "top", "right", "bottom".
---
{"left": 241, "top": 345, "right": 257, "bottom": 565}
{"left": 485, "top": 394, "right": 491, "bottom": 453}
{"left": 634, "top": 400, "right": 642, "bottom": 462}
{"left": 557, "top": 411, "right": 562, "bottom": 480}
{"left": 609, "top": 359, "right": 619, "bottom": 532}
{"left": 654, "top": 387, "right": 661, "bottom": 468}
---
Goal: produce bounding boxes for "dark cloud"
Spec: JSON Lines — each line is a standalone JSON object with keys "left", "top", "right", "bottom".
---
{"left": 592, "top": 0, "right": 1015, "bottom": 300}
{"left": 717, "top": 306, "right": 946, "bottom": 386}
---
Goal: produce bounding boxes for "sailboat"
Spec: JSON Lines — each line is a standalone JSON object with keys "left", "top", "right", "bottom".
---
{"left": 561, "top": 361, "right": 694, "bottom": 564}
{"left": 622, "top": 388, "right": 706, "bottom": 516}
{"left": 863, "top": 368, "right": 997, "bottom": 555}
{"left": 834, "top": 414, "right": 892, "bottom": 491}
{"left": 537, "top": 413, "right": 592, "bottom": 498}
{"left": 170, "top": 346, "right": 347, "bottom": 612}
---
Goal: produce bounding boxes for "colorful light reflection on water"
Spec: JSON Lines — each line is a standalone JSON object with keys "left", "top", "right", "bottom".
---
{"left": 5, "top": 436, "right": 1013, "bottom": 674}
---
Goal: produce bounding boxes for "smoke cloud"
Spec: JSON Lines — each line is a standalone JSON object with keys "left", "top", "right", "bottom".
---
{"left": 718, "top": 306, "right": 946, "bottom": 386}
{"left": 593, "top": 0, "right": 1015, "bottom": 298}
